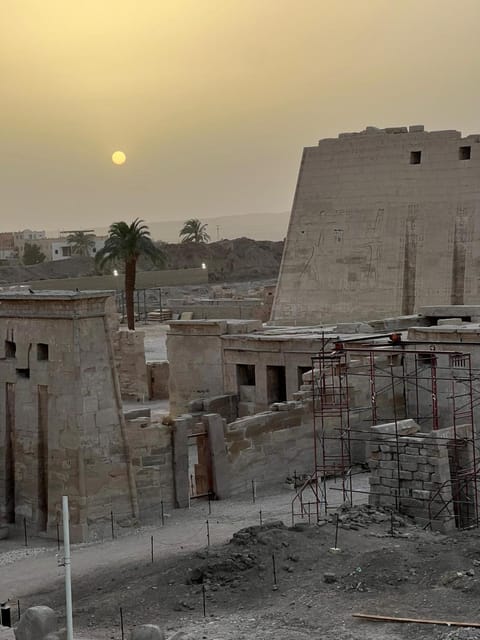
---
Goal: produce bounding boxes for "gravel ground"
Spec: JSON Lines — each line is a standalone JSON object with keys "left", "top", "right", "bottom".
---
{"left": 3, "top": 479, "right": 480, "bottom": 640}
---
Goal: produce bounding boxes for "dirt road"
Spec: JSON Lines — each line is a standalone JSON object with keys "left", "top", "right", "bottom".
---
{"left": 2, "top": 484, "right": 480, "bottom": 640}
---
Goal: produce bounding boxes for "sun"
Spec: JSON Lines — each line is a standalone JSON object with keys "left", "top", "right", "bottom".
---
{"left": 111, "top": 150, "right": 126, "bottom": 165}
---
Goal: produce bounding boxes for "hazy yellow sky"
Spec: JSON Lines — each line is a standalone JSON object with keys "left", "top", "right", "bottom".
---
{"left": 2, "top": 0, "right": 480, "bottom": 233}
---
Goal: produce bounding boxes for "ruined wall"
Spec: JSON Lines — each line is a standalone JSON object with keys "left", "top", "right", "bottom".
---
{"left": 126, "top": 416, "right": 175, "bottom": 516}
{"left": 369, "top": 422, "right": 474, "bottom": 531}
{"left": 272, "top": 126, "right": 480, "bottom": 325}
{"left": 113, "top": 330, "right": 148, "bottom": 401}
{"left": 222, "top": 333, "right": 324, "bottom": 413}
{"left": 29, "top": 267, "right": 208, "bottom": 291}
{"left": 166, "top": 320, "right": 261, "bottom": 417}
{"left": 224, "top": 403, "right": 315, "bottom": 495}
{"left": 407, "top": 323, "right": 480, "bottom": 433}
{"left": 0, "top": 292, "right": 137, "bottom": 542}
{"left": 166, "top": 298, "right": 268, "bottom": 321}
{"left": 167, "top": 320, "right": 227, "bottom": 417}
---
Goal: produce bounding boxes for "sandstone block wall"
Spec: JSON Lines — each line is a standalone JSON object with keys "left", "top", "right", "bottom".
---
{"left": 224, "top": 403, "right": 314, "bottom": 495}
{"left": 0, "top": 292, "right": 137, "bottom": 542}
{"left": 273, "top": 126, "right": 480, "bottom": 325}
{"left": 167, "top": 321, "right": 227, "bottom": 417}
{"left": 113, "top": 330, "right": 148, "bottom": 401}
{"left": 126, "top": 417, "right": 175, "bottom": 517}
{"left": 369, "top": 424, "right": 474, "bottom": 531}
{"left": 167, "top": 320, "right": 261, "bottom": 417}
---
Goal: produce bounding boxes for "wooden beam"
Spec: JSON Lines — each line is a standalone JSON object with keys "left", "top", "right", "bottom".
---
{"left": 353, "top": 613, "right": 480, "bottom": 628}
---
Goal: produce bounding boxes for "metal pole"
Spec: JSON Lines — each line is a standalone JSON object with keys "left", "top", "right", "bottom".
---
{"left": 120, "top": 607, "right": 124, "bottom": 640}
{"left": 62, "top": 496, "right": 74, "bottom": 640}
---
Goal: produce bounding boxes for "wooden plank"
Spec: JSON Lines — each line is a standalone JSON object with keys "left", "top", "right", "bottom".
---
{"left": 353, "top": 613, "right": 480, "bottom": 628}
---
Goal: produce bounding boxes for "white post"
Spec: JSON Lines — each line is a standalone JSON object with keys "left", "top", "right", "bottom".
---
{"left": 62, "top": 496, "right": 74, "bottom": 640}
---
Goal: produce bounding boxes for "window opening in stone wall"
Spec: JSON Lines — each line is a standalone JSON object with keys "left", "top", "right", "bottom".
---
{"left": 16, "top": 368, "right": 30, "bottom": 379}
{"left": 37, "top": 343, "right": 49, "bottom": 361}
{"left": 237, "top": 364, "right": 256, "bottom": 386}
{"left": 459, "top": 146, "right": 471, "bottom": 160}
{"left": 418, "top": 352, "right": 436, "bottom": 366}
{"left": 5, "top": 340, "right": 16, "bottom": 358}
{"left": 267, "top": 365, "right": 287, "bottom": 404}
{"left": 410, "top": 150, "right": 422, "bottom": 165}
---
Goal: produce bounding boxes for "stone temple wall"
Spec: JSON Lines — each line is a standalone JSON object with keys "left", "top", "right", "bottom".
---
{"left": 112, "top": 329, "right": 148, "bottom": 401}
{"left": 0, "top": 292, "right": 137, "bottom": 542}
{"left": 272, "top": 126, "right": 480, "bottom": 325}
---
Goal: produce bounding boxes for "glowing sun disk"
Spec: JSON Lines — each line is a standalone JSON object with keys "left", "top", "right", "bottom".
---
{"left": 112, "top": 150, "right": 126, "bottom": 165}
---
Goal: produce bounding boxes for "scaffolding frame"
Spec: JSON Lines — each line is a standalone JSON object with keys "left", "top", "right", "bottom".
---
{"left": 292, "top": 339, "right": 480, "bottom": 531}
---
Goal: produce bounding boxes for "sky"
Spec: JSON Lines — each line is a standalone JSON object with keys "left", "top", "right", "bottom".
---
{"left": 2, "top": 0, "right": 480, "bottom": 235}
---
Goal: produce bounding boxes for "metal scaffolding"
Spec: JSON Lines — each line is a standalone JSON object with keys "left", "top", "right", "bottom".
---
{"left": 292, "top": 338, "right": 480, "bottom": 531}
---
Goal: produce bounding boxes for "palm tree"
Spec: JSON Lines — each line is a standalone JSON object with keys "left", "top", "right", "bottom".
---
{"left": 95, "top": 219, "right": 164, "bottom": 330}
{"left": 179, "top": 218, "right": 210, "bottom": 243}
{"left": 66, "top": 231, "right": 96, "bottom": 256}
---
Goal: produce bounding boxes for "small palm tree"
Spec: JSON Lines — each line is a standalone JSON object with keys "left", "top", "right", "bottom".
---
{"left": 179, "top": 218, "right": 210, "bottom": 243}
{"left": 95, "top": 219, "right": 164, "bottom": 330}
{"left": 66, "top": 231, "right": 96, "bottom": 256}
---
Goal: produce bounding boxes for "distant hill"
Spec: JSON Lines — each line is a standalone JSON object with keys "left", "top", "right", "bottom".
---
{"left": 95, "top": 211, "right": 290, "bottom": 243}
{"left": 0, "top": 239, "right": 284, "bottom": 285}
{"left": 160, "top": 237, "right": 284, "bottom": 282}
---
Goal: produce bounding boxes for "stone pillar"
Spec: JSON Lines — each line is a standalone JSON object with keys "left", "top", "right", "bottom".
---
{"left": 172, "top": 415, "right": 191, "bottom": 508}
{"left": 203, "top": 413, "right": 231, "bottom": 499}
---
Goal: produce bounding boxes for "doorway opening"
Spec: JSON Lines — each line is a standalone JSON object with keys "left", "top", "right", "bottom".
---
{"left": 267, "top": 365, "right": 287, "bottom": 404}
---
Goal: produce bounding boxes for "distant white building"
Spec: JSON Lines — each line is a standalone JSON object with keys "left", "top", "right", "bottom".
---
{"left": 50, "top": 236, "right": 106, "bottom": 261}
{"left": 4, "top": 228, "right": 105, "bottom": 262}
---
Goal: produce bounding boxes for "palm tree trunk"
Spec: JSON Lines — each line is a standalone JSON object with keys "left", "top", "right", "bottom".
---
{"left": 125, "top": 257, "right": 137, "bottom": 330}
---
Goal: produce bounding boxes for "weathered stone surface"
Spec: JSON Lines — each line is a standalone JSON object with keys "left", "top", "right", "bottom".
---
{"left": 0, "top": 292, "right": 135, "bottom": 542}
{"left": 14, "top": 606, "right": 57, "bottom": 640}
{"left": 272, "top": 127, "right": 480, "bottom": 324}
{"left": 130, "top": 624, "right": 165, "bottom": 640}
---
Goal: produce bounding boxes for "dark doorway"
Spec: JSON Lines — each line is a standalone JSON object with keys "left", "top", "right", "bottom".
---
{"left": 5, "top": 383, "right": 15, "bottom": 523}
{"left": 37, "top": 385, "right": 48, "bottom": 531}
{"left": 267, "top": 365, "right": 287, "bottom": 404}
{"left": 188, "top": 428, "right": 213, "bottom": 500}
